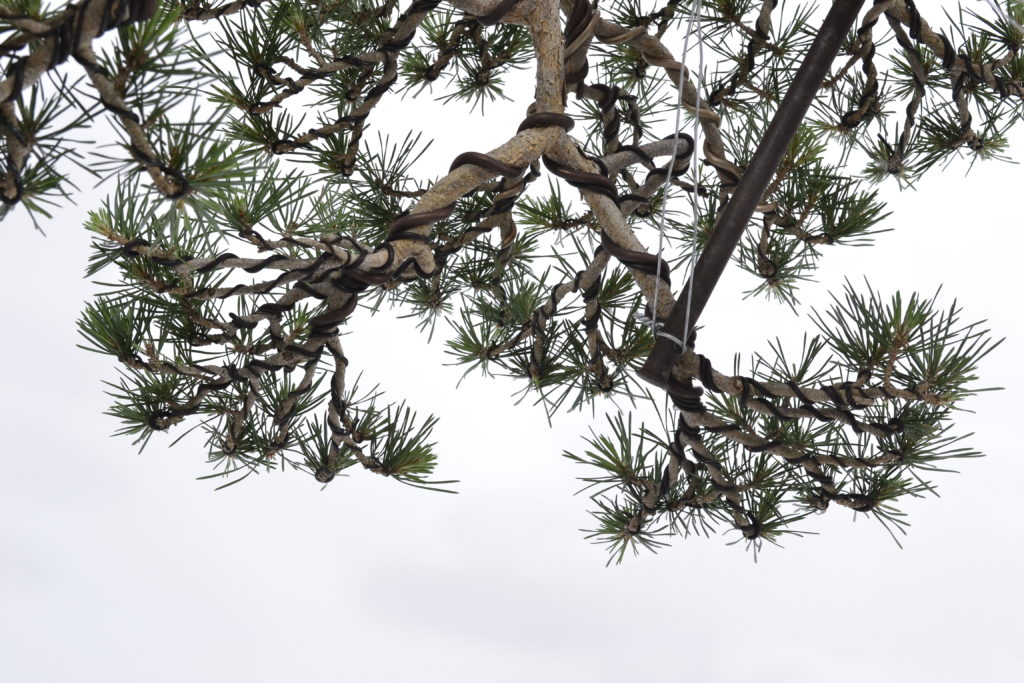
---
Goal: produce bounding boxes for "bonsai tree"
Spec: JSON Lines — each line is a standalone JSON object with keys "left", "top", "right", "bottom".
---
{"left": 3, "top": 0, "right": 1021, "bottom": 560}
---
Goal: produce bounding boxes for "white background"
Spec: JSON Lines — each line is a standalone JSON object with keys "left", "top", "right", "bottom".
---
{"left": 2, "top": 4, "right": 1023, "bottom": 681}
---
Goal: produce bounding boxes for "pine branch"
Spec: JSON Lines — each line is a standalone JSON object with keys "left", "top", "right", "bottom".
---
{"left": 3, "top": 0, "right": 1014, "bottom": 558}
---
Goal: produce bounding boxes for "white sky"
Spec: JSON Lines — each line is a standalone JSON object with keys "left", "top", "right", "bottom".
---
{"left": 2, "top": 3, "right": 1023, "bottom": 681}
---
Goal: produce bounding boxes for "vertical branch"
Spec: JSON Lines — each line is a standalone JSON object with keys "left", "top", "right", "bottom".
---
{"left": 529, "top": 0, "right": 566, "bottom": 113}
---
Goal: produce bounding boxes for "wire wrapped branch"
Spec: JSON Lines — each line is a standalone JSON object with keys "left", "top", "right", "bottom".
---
{"left": 56, "top": 0, "right": 1014, "bottom": 560}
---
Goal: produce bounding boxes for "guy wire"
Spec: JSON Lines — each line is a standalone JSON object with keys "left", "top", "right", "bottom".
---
{"left": 649, "top": 0, "right": 704, "bottom": 352}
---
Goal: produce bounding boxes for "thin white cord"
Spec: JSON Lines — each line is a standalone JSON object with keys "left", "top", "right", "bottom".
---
{"left": 650, "top": 3, "right": 705, "bottom": 461}
{"left": 979, "top": 0, "right": 1023, "bottom": 32}
{"left": 680, "top": 2, "right": 706, "bottom": 350}
{"left": 647, "top": 0, "right": 703, "bottom": 350}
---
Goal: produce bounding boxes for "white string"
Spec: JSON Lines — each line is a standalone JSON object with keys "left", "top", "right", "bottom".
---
{"left": 979, "top": 0, "right": 1024, "bottom": 33}
{"left": 644, "top": 0, "right": 703, "bottom": 351}
{"left": 638, "top": 2, "right": 704, "bottom": 434}
{"left": 680, "top": 1, "right": 706, "bottom": 350}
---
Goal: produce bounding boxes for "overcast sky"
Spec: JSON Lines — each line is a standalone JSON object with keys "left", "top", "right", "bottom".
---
{"left": 2, "top": 5, "right": 1023, "bottom": 682}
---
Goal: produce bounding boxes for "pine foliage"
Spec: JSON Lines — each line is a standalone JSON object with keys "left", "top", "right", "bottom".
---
{"left": 3, "top": 0, "right": 1022, "bottom": 559}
